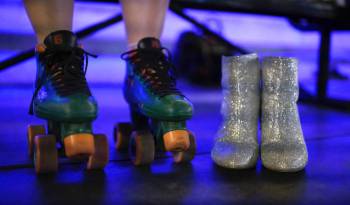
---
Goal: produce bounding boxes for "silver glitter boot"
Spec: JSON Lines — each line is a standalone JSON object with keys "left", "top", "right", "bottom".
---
{"left": 261, "top": 57, "right": 308, "bottom": 172}
{"left": 211, "top": 54, "right": 260, "bottom": 169}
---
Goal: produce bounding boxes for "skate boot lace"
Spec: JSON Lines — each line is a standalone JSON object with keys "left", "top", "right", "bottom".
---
{"left": 121, "top": 47, "right": 182, "bottom": 97}
{"left": 29, "top": 47, "right": 97, "bottom": 114}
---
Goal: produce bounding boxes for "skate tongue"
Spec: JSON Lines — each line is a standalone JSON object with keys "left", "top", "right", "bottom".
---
{"left": 137, "top": 37, "right": 161, "bottom": 50}
{"left": 44, "top": 30, "right": 78, "bottom": 51}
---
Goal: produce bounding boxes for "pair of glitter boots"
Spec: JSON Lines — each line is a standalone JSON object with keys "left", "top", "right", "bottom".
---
{"left": 211, "top": 54, "right": 308, "bottom": 172}
{"left": 27, "top": 30, "right": 195, "bottom": 173}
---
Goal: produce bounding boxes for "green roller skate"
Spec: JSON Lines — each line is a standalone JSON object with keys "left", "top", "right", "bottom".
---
{"left": 27, "top": 30, "right": 109, "bottom": 173}
{"left": 114, "top": 37, "right": 196, "bottom": 165}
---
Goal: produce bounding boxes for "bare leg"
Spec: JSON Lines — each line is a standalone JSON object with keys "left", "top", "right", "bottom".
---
{"left": 23, "top": 0, "right": 74, "bottom": 43}
{"left": 120, "top": 0, "right": 169, "bottom": 48}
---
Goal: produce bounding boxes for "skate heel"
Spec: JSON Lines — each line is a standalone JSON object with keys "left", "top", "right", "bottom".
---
{"left": 64, "top": 133, "right": 95, "bottom": 158}
{"left": 163, "top": 130, "right": 190, "bottom": 152}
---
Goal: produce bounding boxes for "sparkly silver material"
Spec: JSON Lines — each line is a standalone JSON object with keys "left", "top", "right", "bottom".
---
{"left": 211, "top": 54, "right": 260, "bottom": 169}
{"left": 261, "top": 57, "right": 308, "bottom": 172}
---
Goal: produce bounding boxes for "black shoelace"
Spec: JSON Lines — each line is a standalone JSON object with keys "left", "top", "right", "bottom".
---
{"left": 121, "top": 47, "right": 182, "bottom": 97}
{"left": 29, "top": 47, "right": 96, "bottom": 114}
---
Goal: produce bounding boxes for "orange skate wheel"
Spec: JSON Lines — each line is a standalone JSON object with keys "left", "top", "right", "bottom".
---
{"left": 129, "top": 130, "right": 155, "bottom": 166}
{"left": 87, "top": 134, "right": 109, "bottom": 170}
{"left": 163, "top": 130, "right": 190, "bottom": 152}
{"left": 114, "top": 122, "right": 133, "bottom": 151}
{"left": 34, "top": 135, "right": 58, "bottom": 173}
{"left": 27, "top": 125, "right": 46, "bottom": 157}
{"left": 173, "top": 132, "right": 196, "bottom": 163}
{"left": 64, "top": 133, "right": 95, "bottom": 158}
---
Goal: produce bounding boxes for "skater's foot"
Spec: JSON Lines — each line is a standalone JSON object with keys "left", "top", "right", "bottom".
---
{"left": 28, "top": 30, "right": 108, "bottom": 173}
{"left": 120, "top": 37, "right": 196, "bottom": 163}
{"left": 30, "top": 30, "right": 97, "bottom": 122}
{"left": 121, "top": 37, "right": 193, "bottom": 121}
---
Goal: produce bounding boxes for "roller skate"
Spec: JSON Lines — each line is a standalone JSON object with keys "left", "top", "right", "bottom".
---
{"left": 114, "top": 37, "right": 196, "bottom": 165}
{"left": 27, "top": 30, "right": 109, "bottom": 174}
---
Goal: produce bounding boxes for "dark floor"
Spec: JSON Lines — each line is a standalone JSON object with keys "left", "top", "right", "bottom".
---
{"left": 0, "top": 83, "right": 350, "bottom": 205}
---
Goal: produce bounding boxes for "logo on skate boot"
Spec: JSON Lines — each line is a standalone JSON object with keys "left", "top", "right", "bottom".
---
{"left": 53, "top": 35, "right": 63, "bottom": 45}
{"left": 151, "top": 41, "right": 160, "bottom": 48}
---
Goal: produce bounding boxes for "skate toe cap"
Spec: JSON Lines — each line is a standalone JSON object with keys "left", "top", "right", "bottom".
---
{"left": 66, "top": 94, "right": 97, "bottom": 118}
{"left": 142, "top": 95, "right": 193, "bottom": 119}
{"left": 34, "top": 94, "right": 97, "bottom": 121}
{"left": 211, "top": 141, "right": 258, "bottom": 169}
{"left": 161, "top": 95, "right": 193, "bottom": 118}
{"left": 261, "top": 143, "right": 308, "bottom": 172}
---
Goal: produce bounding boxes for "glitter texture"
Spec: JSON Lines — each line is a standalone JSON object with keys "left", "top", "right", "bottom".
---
{"left": 261, "top": 57, "right": 308, "bottom": 172}
{"left": 211, "top": 54, "right": 260, "bottom": 169}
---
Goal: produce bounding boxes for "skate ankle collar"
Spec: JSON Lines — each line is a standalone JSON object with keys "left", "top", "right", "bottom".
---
{"left": 35, "top": 44, "right": 46, "bottom": 53}
{"left": 44, "top": 30, "right": 78, "bottom": 52}
{"left": 137, "top": 37, "right": 161, "bottom": 50}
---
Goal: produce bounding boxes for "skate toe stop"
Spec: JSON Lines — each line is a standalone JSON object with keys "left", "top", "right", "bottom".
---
{"left": 64, "top": 133, "right": 95, "bottom": 158}
{"left": 163, "top": 130, "right": 190, "bottom": 152}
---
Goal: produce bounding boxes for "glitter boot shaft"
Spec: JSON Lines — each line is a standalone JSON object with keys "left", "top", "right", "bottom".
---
{"left": 261, "top": 57, "right": 308, "bottom": 172}
{"left": 211, "top": 54, "right": 260, "bottom": 169}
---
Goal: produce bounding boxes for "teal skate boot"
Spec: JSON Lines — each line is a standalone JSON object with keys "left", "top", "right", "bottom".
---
{"left": 27, "top": 30, "right": 109, "bottom": 173}
{"left": 114, "top": 37, "right": 196, "bottom": 165}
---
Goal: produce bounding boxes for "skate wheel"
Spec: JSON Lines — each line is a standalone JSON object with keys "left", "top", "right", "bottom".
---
{"left": 114, "top": 122, "right": 133, "bottom": 151}
{"left": 129, "top": 131, "right": 155, "bottom": 166}
{"left": 34, "top": 135, "right": 58, "bottom": 173}
{"left": 64, "top": 133, "right": 95, "bottom": 158}
{"left": 27, "top": 125, "right": 46, "bottom": 157}
{"left": 173, "top": 132, "right": 196, "bottom": 163}
{"left": 163, "top": 130, "right": 190, "bottom": 152}
{"left": 87, "top": 134, "right": 109, "bottom": 170}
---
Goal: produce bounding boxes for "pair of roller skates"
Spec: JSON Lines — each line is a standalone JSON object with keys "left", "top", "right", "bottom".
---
{"left": 27, "top": 31, "right": 196, "bottom": 174}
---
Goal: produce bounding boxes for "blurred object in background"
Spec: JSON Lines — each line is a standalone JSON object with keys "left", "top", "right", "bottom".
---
{"left": 173, "top": 17, "right": 244, "bottom": 87}
{"left": 335, "top": 0, "right": 350, "bottom": 7}
{"left": 333, "top": 0, "right": 350, "bottom": 80}
{"left": 173, "top": 31, "right": 227, "bottom": 86}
